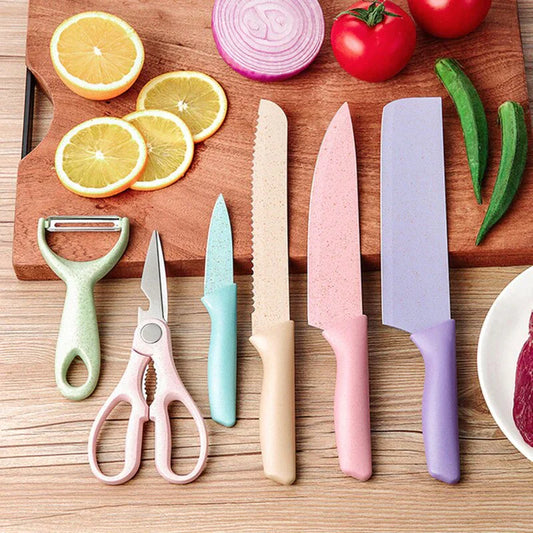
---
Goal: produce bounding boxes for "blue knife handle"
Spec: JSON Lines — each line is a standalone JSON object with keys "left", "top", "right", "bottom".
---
{"left": 202, "top": 283, "right": 238, "bottom": 427}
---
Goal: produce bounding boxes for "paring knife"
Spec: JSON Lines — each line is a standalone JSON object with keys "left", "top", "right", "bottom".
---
{"left": 202, "top": 194, "right": 237, "bottom": 428}
{"left": 250, "top": 99, "right": 296, "bottom": 485}
{"left": 381, "top": 97, "right": 460, "bottom": 484}
{"left": 307, "top": 103, "right": 372, "bottom": 481}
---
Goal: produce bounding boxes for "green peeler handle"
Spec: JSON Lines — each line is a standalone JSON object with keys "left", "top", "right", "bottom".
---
{"left": 37, "top": 217, "right": 130, "bottom": 401}
{"left": 56, "top": 281, "right": 101, "bottom": 401}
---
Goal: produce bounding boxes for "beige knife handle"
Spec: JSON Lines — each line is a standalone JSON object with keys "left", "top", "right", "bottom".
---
{"left": 250, "top": 320, "right": 296, "bottom": 485}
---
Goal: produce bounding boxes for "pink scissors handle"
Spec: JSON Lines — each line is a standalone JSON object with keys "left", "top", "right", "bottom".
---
{"left": 88, "top": 350, "right": 150, "bottom": 485}
{"left": 88, "top": 319, "right": 208, "bottom": 485}
{"left": 148, "top": 319, "right": 209, "bottom": 484}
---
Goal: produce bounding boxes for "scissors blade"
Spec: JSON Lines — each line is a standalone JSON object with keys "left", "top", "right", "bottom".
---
{"left": 140, "top": 231, "right": 168, "bottom": 322}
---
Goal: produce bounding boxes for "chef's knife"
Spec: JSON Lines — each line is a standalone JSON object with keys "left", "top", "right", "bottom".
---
{"left": 250, "top": 99, "right": 295, "bottom": 485}
{"left": 381, "top": 97, "right": 460, "bottom": 484}
{"left": 308, "top": 103, "right": 371, "bottom": 481}
{"left": 202, "top": 194, "right": 237, "bottom": 428}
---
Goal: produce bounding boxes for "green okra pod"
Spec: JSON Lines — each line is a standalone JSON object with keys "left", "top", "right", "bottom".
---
{"left": 476, "top": 101, "right": 528, "bottom": 245}
{"left": 435, "top": 58, "right": 489, "bottom": 204}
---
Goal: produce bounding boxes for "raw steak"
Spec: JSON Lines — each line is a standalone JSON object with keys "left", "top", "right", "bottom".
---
{"left": 513, "top": 310, "right": 533, "bottom": 446}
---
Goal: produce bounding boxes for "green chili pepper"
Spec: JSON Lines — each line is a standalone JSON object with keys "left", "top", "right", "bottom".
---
{"left": 435, "top": 58, "right": 489, "bottom": 204}
{"left": 476, "top": 101, "right": 528, "bottom": 245}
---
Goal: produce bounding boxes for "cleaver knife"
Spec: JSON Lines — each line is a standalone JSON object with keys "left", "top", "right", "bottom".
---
{"left": 308, "top": 103, "right": 371, "bottom": 481}
{"left": 381, "top": 97, "right": 460, "bottom": 484}
{"left": 250, "top": 99, "right": 295, "bottom": 485}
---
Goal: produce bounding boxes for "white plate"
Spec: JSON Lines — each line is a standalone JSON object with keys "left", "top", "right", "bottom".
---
{"left": 478, "top": 265, "right": 533, "bottom": 460}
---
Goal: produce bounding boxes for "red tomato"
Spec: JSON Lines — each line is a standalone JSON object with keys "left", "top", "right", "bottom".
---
{"left": 331, "top": 1, "right": 416, "bottom": 83}
{"left": 408, "top": 0, "right": 491, "bottom": 39}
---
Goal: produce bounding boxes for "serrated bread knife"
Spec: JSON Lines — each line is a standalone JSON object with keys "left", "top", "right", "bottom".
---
{"left": 381, "top": 97, "right": 460, "bottom": 484}
{"left": 250, "top": 99, "right": 296, "bottom": 485}
{"left": 307, "top": 103, "right": 371, "bottom": 481}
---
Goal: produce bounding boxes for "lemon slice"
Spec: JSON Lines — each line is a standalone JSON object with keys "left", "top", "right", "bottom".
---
{"left": 123, "top": 110, "right": 195, "bottom": 191}
{"left": 50, "top": 11, "right": 144, "bottom": 100}
{"left": 136, "top": 71, "right": 228, "bottom": 142}
{"left": 55, "top": 117, "right": 147, "bottom": 198}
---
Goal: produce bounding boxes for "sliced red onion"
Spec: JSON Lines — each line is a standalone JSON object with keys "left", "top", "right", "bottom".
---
{"left": 212, "top": 0, "right": 325, "bottom": 82}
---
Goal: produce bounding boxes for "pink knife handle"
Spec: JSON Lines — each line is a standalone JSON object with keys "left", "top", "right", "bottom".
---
{"left": 322, "top": 315, "right": 372, "bottom": 481}
{"left": 88, "top": 350, "right": 150, "bottom": 485}
{"left": 149, "top": 320, "right": 209, "bottom": 484}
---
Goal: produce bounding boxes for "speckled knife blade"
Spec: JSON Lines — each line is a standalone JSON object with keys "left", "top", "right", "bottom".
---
{"left": 251, "top": 99, "right": 290, "bottom": 334}
{"left": 381, "top": 97, "right": 451, "bottom": 333}
{"left": 308, "top": 102, "right": 362, "bottom": 330}
{"left": 204, "top": 194, "right": 234, "bottom": 296}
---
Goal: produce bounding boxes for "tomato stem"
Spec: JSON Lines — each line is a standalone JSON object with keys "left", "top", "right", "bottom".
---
{"left": 335, "top": 1, "right": 400, "bottom": 26}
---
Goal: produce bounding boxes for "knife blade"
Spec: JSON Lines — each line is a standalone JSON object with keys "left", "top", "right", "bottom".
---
{"left": 202, "top": 194, "right": 237, "bottom": 428}
{"left": 307, "top": 102, "right": 371, "bottom": 481}
{"left": 250, "top": 99, "right": 295, "bottom": 485}
{"left": 381, "top": 97, "right": 460, "bottom": 484}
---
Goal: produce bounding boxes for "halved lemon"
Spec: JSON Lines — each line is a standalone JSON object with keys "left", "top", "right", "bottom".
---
{"left": 136, "top": 71, "right": 228, "bottom": 142}
{"left": 123, "top": 110, "right": 195, "bottom": 191}
{"left": 50, "top": 11, "right": 144, "bottom": 100}
{"left": 55, "top": 117, "right": 147, "bottom": 198}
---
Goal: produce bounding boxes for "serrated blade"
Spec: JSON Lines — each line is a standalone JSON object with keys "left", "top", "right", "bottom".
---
{"left": 381, "top": 97, "right": 451, "bottom": 334}
{"left": 204, "top": 194, "right": 233, "bottom": 296}
{"left": 251, "top": 99, "right": 290, "bottom": 334}
{"left": 142, "top": 361, "right": 156, "bottom": 404}
{"left": 308, "top": 103, "right": 362, "bottom": 330}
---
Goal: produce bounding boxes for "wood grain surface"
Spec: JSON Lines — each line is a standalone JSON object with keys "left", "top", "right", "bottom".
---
{"left": 1, "top": 1, "right": 533, "bottom": 532}
{"left": 12, "top": 0, "right": 533, "bottom": 280}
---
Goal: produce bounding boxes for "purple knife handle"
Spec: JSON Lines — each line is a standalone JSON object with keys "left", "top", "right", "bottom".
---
{"left": 410, "top": 319, "right": 460, "bottom": 484}
{"left": 323, "top": 315, "right": 372, "bottom": 481}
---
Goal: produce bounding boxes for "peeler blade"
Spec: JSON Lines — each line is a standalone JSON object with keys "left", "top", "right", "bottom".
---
{"left": 44, "top": 215, "right": 123, "bottom": 232}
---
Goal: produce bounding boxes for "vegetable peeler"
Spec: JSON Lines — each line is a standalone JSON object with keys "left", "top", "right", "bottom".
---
{"left": 37, "top": 215, "right": 130, "bottom": 401}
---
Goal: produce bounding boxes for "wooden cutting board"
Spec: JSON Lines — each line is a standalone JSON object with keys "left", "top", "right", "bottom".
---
{"left": 13, "top": 0, "right": 533, "bottom": 280}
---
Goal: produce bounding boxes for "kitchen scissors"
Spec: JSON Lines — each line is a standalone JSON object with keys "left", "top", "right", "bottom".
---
{"left": 88, "top": 231, "right": 208, "bottom": 485}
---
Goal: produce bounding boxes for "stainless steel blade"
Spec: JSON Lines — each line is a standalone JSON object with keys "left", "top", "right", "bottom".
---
{"left": 381, "top": 97, "right": 451, "bottom": 334}
{"left": 139, "top": 231, "right": 168, "bottom": 322}
{"left": 308, "top": 103, "right": 362, "bottom": 330}
{"left": 204, "top": 194, "right": 234, "bottom": 296}
{"left": 44, "top": 215, "right": 122, "bottom": 232}
{"left": 251, "top": 99, "right": 290, "bottom": 334}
